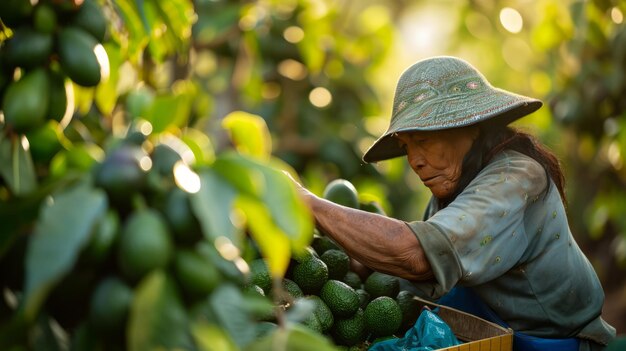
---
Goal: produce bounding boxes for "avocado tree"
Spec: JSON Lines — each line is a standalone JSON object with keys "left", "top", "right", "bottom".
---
{"left": 0, "top": 0, "right": 408, "bottom": 348}
{"left": 538, "top": 0, "right": 626, "bottom": 278}
{"left": 0, "top": 0, "right": 346, "bottom": 349}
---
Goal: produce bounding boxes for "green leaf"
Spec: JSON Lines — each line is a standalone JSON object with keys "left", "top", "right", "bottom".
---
{"left": 239, "top": 289, "right": 275, "bottom": 319}
{"left": 141, "top": 0, "right": 168, "bottom": 62}
{"left": 152, "top": 0, "right": 193, "bottom": 55}
{"left": 213, "top": 154, "right": 265, "bottom": 196}
{"left": 212, "top": 153, "right": 313, "bottom": 276}
{"left": 156, "top": 0, "right": 194, "bottom": 44}
{"left": 113, "top": 0, "right": 149, "bottom": 63}
{"left": 142, "top": 0, "right": 194, "bottom": 62}
{"left": 190, "top": 170, "right": 238, "bottom": 244}
{"left": 222, "top": 111, "right": 272, "bottom": 161}
{"left": 71, "top": 82, "right": 95, "bottom": 116}
{"left": 219, "top": 154, "right": 313, "bottom": 246}
{"left": 181, "top": 128, "right": 215, "bottom": 166}
{"left": 196, "top": 241, "right": 244, "bottom": 284}
{"left": 244, "top": 323, "right": 339, "bottom": 351}
{"left": 128, "top": 270, "right": 195, "bottom": 351}
{"left": 0, "top": 135, "right": 37, "bottom": 196}
{"left": 126, "top": 86, "right": 155, "bottom": 119}
{"left": 193, "top": 2, "right": 240, "bottom": 45}
{"left": 236, "top": 195, "right": 291, "bottom": 278}
{"left": 22, "top": 181, "right": 107, "bottom": 320}
{"left": 257, "top": 160, "right": 313, "bottom": 251}
{"left": 297, "top": 4, "right": 334, "bottom": 76}
{"left": 95, "top": 42, "right": 123, "bottom": 115}
{"left": 209, "top": 284, "right": 257, "bottom": 348}
{"left": 63, "top": 142, "right": 105, "bottom": 172}
{"left": 285, "top": 298, "right": 315, "bottom": 325}
{"left": 0, "top": 175, "right": 81, "bottom": 259}
{"left": 144, "top": 88, "right": 194, "bottom": 134}
{"left": 191, "top": 321, "right": 238, "bottom": 351}
{"left": 239, "top": 32, "right": 264, "bottom": 105}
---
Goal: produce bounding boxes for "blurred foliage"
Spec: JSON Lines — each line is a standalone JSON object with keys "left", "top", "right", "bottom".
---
{"left": 1, "top": 0, "right": 625, "bottom": 347}
{"left": 538, "top": 0, "right": 626, "bottom": 275}
{"left": 382, "top": 0, "right": 626, "bottom": 289}
{"left": 187, "top": 0, "right": 626, "bottom": 277}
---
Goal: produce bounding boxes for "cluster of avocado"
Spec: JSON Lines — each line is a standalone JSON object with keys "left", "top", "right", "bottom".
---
{"left": 247, "top": 179, "right": 423, "bottom": 349}
{"left": 43, "top": 140, "right": 231, "bottom": 346}
{"left": 0, "top": 0, "right": 108, "bottom": 134}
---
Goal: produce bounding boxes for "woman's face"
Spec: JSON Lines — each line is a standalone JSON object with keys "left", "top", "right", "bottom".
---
{"left": 395, "top": 127, "right": 478, "bottom": 199}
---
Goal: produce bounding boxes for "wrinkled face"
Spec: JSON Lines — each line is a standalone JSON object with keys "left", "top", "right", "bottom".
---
{"left": 395, "top": 127, "right": 478, "bottom": 199}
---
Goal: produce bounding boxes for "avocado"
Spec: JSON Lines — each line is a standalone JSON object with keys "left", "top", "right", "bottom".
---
{"left": 174, "top": 249, "right": 220, "bottom": 298}
{"left": 57, "top": 27, "right": 102, "bottom": 87}
{"left": 47, "top": 69, "right": 70, "bottom": 123}
{"left": 159, "top": 187, "right": 201, "bottom": 244}
{"left": 4, "top": 27, "right": 53, "bottom": 69}
{"left": 320, "top": 280, "right": 360, "bottom": 318}
{"left": 292, "top": 256, "right": 329, "bottom": 295}
{"left": 24, "top": 120, "right": 63, "bottom": 163}
{"left": 342, "top": 271, "right": 362, "bottom": 290}
{"left": 323, "top": 178, "right": 360, "bottom": 209}
{"left": 364, "top": 296, "right": 402, "bottom": 337}
{"left": 117, "top": 208, "right": 173, "bottom": 282}
{"left": 305, "top": 295, "right": 334, "bottom": 333}
{"left": 320, "top": 249, "right": 350, "bottom": 280}
{"left": 33, "top": 3, "right": 57, "bottom": 34}
{"left": 70, "top": 0, "right": 107, "bottom": 42}
{"left": 248, "top": 258, "right": 272, "bottom": 294}
{"left": 2, "top": 68, "right": 50, "bottom": 132}
{"left": 89, "top": 277, "right": 133, "bottom": 335}
{"left": 364, "top": 271, "right": 400, "bottom": 299}
{"left": 396, "top": 290, "right": 421, "bottom": 333}
{"left": 93, "top": 145, "right": 147, "bottom": 202}
{"left": 331, "top": 308, "right": 366, "bottom": 346}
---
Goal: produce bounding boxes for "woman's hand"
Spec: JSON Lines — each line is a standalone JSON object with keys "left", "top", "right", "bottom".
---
{"left": 282, "top": 171, "right": 432, "bottom": 281}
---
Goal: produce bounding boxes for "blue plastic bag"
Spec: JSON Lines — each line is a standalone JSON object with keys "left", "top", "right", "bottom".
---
{"left": 369, "top": 308, "right": 461, "bottom": 351}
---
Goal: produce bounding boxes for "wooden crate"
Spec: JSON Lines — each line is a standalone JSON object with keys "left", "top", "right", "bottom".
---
{"left": 412, "top": 296, "right": 514, "bottom": 351}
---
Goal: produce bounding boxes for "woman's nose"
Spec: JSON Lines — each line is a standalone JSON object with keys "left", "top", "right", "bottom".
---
{"left": 407, "top": 149, "right": 426, "bottom": 170}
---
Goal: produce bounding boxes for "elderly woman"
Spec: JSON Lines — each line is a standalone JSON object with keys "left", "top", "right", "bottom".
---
{"left": 290, "top": 57, "right": 616, "bottom": 350}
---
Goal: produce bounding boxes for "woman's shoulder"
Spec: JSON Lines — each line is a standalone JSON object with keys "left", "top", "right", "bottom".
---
{"left": 488, "top": 149, "right": 544, "bottom": 173}
{"left": 480, "top": 149, "right": 547, "bottom": 188}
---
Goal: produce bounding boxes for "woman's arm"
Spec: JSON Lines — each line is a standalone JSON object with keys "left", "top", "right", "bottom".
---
{"left": 302, "top": 191, "right": 433, "bottom": 281}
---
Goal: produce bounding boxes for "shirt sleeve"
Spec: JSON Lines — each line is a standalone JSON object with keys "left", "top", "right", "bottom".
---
{"left": 407, "top": 151, "right": 548, "bottom": 295}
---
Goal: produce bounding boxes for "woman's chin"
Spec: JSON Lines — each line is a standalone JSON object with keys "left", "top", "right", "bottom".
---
{"left": 426, "top": 183, "right": 455, "bottom": 199}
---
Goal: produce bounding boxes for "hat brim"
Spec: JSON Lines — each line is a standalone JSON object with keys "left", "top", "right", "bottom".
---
{"left": 362, "top": 91, "right": 542, "bottom": 163}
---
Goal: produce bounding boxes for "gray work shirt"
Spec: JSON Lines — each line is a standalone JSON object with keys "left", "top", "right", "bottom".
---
{"left": 405, "top": 150, "right": 615, "bottom": 347}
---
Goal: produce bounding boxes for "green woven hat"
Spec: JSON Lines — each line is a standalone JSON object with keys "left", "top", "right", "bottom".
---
{"left": 362, "top": 56, "right": 542, "bottom": 163}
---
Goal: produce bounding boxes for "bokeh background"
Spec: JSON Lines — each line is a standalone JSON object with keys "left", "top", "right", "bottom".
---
{"left": 188, "top": 0, "right": 626, "bottom": 331}
{"left": 1, "top": 0, "right": 625, "bottom": 346}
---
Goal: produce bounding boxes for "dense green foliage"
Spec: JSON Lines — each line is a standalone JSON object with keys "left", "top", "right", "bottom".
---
{"left": 0, "top": 0, "right": 625, "bottom": 348}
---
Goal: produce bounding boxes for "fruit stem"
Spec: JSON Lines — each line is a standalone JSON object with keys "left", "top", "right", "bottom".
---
{"left": 273, "top": 276, "right": 286, "bottom": 328}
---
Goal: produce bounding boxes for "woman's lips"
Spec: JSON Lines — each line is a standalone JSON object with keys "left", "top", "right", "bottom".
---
{"left": 421, "top": 175, "right": 439, "bottom": 186}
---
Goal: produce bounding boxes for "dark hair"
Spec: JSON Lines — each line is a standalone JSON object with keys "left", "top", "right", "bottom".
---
{"left": 440, "top": 124, "right": 566, "bottom": 208}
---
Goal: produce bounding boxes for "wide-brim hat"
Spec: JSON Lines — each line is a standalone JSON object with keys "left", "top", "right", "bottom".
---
{"left": 362, "top": 56, "right": 542, "bottom": 163}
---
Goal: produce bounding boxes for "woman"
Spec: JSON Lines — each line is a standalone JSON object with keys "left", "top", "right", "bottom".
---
{"left": 289, "top": 56, "right": 616, "bottom": 350}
